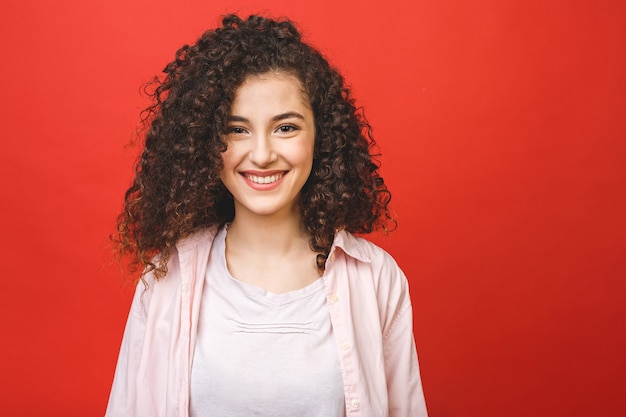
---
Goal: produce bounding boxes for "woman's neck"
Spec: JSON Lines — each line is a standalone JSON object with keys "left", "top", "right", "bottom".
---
{"left": 224, "top": 209, "right": 320, "bottom": 293}
{"left": 226, "top": 209, "right": 309, "bottom": 256}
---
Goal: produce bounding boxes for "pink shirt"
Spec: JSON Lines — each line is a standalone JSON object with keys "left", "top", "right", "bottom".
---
{"left": 105, "top": 227, "right": 428, "bottom": 417}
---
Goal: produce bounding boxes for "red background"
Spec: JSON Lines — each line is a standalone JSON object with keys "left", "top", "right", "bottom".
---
{"left": 1, "top": 0, "right": 625, "bottom": 416}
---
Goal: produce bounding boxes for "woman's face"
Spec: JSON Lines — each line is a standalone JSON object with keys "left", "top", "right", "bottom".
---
{"left": 220, "top": 72, "right": 315, "bottom": 221}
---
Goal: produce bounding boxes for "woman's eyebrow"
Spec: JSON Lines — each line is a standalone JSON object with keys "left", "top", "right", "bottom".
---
{"left": 228, "top": 112, "right": 305, "bottom": 123}
{"left": 227, "top": 115, "right": 249, "bottom": 122}
{"left": 271, "top": 111, "right": 305, "bottom": 122}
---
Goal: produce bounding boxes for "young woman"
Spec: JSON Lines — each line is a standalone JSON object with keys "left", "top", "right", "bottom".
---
{"left": 106, "top": 14, "right": 428, "bottom": 417}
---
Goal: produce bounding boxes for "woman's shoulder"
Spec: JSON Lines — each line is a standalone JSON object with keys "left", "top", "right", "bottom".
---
{"left": 134, "top": 226, "right": 219, "bottom": 315}
{"left": 334, "top": 230, "right": 402, "bottom": 269}
{"left": 334, "top": 231, "right": 409, "bottom": 297}
{"left": 175, "top": 226, "right": 220, "bottom": 254}
{"left": 334, "top": 232, "right": 413, "bottom": 327}
{"left": 140, "top": 226, "right": 219, "bottom": 288}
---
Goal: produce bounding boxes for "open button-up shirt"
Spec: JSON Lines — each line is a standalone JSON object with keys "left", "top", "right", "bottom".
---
{"left": 105, "top": 227, "right": 428, "bottom": 417}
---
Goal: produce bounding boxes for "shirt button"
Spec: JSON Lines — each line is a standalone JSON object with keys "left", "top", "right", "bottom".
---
{"left": 342, "top": 342, "right": 351, "bottom": 350}
{"left": 351, "top": 399, "right": 360, "bottom": 409}
{"left": 330, "top": 294, "right": 339, "bottom": 303}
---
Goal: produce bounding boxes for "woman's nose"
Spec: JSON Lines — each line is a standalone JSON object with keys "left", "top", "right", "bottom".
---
{"left": 248, "top": 134, "right": 276, "bottom": 166}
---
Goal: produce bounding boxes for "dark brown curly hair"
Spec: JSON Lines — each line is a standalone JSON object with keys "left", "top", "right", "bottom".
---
{"left": 115, "top": 14, "right": 395, "bottom": 279}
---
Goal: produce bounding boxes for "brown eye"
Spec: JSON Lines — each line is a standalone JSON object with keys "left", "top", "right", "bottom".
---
{"left": 227, "top": 126, "right": 247, "bottom": 134}
{"left": 276, "top": 125, "right": 298, "bottom": 133}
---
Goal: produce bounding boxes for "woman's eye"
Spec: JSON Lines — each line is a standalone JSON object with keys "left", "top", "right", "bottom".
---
{"left": 227, "top": 126, "right": 247, "bottom": 135}
{"left": 277, "top": 125, "right": 298, "bottom": 133}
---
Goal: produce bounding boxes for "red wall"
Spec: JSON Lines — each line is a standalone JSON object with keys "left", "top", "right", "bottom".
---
{"left": 1, "top": 0, "right": 625, "bottom": 415}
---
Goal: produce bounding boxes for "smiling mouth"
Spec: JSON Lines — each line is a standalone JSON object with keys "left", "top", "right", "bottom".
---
{"left": 244, "top": 173, "right": 285, "bottom": 184}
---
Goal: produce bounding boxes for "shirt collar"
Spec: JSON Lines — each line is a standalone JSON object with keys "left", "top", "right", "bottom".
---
{"left": 176, "top": 227, "right": 371, "bottom": 263}
{"left": 176, "top": 226, "right": 219, "bottom": 254}
{"left": 331, "top": 230, "right": 371, "bottom": 263}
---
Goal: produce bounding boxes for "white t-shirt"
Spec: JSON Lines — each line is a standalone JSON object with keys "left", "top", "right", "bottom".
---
{"left": 189, "top": 227, "right": 345, "bottom": 417}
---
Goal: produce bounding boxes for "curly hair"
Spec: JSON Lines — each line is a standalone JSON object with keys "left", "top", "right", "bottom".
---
{"left": 114, "top": 14, "right": 395, "bottom": 279}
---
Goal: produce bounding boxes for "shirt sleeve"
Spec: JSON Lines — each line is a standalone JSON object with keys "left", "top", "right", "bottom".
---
{"left": 104, "top": 279, "right": 150, "bottom": 417}
{"left": 380, "top": 257, "right": 428, "bottom": 417}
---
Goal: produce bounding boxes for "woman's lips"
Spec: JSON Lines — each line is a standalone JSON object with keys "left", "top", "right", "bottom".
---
{"left": 240, "top": 171, "right": 287, "bottom": 190}
{"left": 245, "top": 173, "right": 284, "bottom": 184}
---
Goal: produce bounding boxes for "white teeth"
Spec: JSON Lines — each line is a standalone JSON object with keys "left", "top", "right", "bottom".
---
{"left": 246, "top": 173, "right": 283, "bottom": 184}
